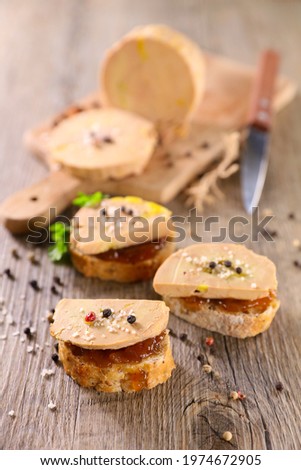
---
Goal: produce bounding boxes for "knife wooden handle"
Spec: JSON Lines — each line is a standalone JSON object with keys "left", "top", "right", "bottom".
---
{"left": 0, "top": 170, "right": 83, "bottom": 234}
{"left": 248, "top": 49, "right": 280, "bottom": 130}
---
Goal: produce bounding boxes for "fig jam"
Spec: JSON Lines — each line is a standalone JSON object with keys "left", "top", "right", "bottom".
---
{"left": 180, "top": 293, "right": 275, "bottom": 314}
{"left": 68, "top": 331, "right": 166, "bottom": 368}
{"left": 95, "top": 238, "right": 167, "bottom": 263}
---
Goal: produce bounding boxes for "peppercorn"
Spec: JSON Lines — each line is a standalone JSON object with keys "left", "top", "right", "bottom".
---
{"left": 53, "top": 276, "right": 64, "bottom": 287}
{"left": 209, "top": 261, "right": 216, "bottom": 269}
{"left": 127, "top": 209, "right": 134, "bottom": 216}
{"left": 127, "top": 314, "right": 136, "bottom": 324}
{"left": 205, "top": 336, "right": 214, "bottom": 347}
{"left": 236, "top": 267, "right": 242, "bottom": 274}
{"left": 51, "top": 285, "right": 60, "bottom": 296}
{"left": 197, "top": 353, "right": 205, "bottom": 364}
{"left": 168, "top": 328, "right": 177, "bottom": 338}
{"left": 275, "top": 381, "right": 284, "bottom": 392}
{"left": 222, "top": 431, "right": 232, "bottom": 442}
{"left": 202, "top": 364, "right": 212, "bottom": 374}
{"left": 47, "top": 312, "right": 54, "bottom": 324}
{"left": 51, "top": 353, "right": 59, "bottom": 364}
{"left": 179, "top": 333, "right": 187, "bottom": 341}
{"left": 269, "top": 230, "right": 278, "bottom": 238}
{"left": 85, "top": 311, "right": 96, "bottom": 323}
{"left": 24, "top": 327, "right": 32, "bottom": 338}
{"left": 27, "top": 251, "right": 39, "bottom": 265}
{"left": 4, "top": 268, "right": 15, "bottom": 280}
{"left": 102, "top": 308, "right": 112, "bottom": 318}
{"left": 224, "top": 260, "right": 232, "bottom": 268}
{"left": 11, "top": 248, "right": 20, "bottom": 260}
{"left": 29, "top": 280, "right": 41, "bottom": 291}
{"left": 229, "top": 391, "right": 239, "bottom": 400}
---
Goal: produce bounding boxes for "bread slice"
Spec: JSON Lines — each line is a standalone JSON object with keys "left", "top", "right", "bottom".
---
{"left": 163, "top": 295, "right": 280, "bottom": 338}
{"left": 70, "top": 239, "right": 175, "bottom": 283}
{"left": 58, "top": 331, "right": 175, "bottom": 393}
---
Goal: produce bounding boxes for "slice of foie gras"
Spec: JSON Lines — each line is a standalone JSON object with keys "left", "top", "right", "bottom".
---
{"left": 70, "top": 196, "right": 173, "bottom": 255}
{"left": 50, "top": 298, "right": 169, "bottom": 350}
{"left": 100, "top": 24, "right": 206, "bottom": 125}
{"left": 153, "top": 244, "right": 278, "bottom": 301}
{"left": 46, "top": 108, "right": 157, "bottom": 180}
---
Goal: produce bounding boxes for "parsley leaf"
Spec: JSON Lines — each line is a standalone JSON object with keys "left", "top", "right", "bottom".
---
{"left": 48, "top": 222, "right": 70, "bottom": 262}
{"left": 72, "top": 191, "right": 104, "bottom": 207}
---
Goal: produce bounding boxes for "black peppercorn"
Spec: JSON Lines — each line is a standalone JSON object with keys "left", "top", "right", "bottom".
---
{"left": 197, "top": 353, "right": 205, "bottom": 364}
{"left": 4, "top": 268, "right": 15, "bottom": 280}
{"left": 127, "top": 209, "right": 134, "bottom": 217}
{"left": 275, "top": 381, "right": 284, "bottom": 392}
{"left": 269, "top": 230, "right": 278, "bottom": 238}
{"left": 102, "top": 308, "right": 112, "bottom": 318}
{"left": 127, "top": 314, "right": 136, "bottom": 324}
{"left": 24, "top": 327, "right": 32, "bottom": 337}
{"left": 51, "top": 285, "right": 60, "bottom": 296}
{"left": 11, "top": 248, "right": 20, "bottom": 260}
{"left": 53, "top": 276, "right": 64, "bottom": 287}
{"left": 209, "top": 261, "right": 216, "bottom": 269}
{"left": 51, "top": 353, "right": 59, "bottom": 364}
{"left": 224, "top": 260, "right": 232, "bottom": 268}
{"left": 236, "top": 267, "right": 242, "bottom": 274}
{"left": 168, "top": 328, "right": 177, "bottom": 338}
{"left": 29, "top": 280, "right": 41, "bottom": 291}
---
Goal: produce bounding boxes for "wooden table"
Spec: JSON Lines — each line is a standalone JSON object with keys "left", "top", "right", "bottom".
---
{"left": 1, "top": 0, "right": 301, "bottom": 450}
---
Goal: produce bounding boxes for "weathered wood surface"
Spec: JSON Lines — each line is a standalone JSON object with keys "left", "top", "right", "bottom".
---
{"left": 1, "top": 0, "right": 301, "bottom": 450}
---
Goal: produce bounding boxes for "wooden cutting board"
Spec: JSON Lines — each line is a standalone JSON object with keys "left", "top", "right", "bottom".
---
{"left": 0, "top": 53, "right": 297, "bottom": 233}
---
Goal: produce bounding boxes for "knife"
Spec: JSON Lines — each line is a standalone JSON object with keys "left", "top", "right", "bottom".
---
{"left": 241, "top": 49, "right": 280, "bottom": 214}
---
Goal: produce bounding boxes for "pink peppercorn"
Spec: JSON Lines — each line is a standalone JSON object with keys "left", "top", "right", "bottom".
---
{"left": 85, "top": 311, "right": 96, "bottom": 323}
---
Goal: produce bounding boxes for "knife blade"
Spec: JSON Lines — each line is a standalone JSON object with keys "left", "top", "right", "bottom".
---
{"left": 241, "top": 49, "right": 280, "bottom": 214}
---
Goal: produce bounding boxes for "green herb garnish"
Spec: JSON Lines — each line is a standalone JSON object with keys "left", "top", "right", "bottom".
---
{"left": 72, "top": 191, "right": 104, "bottom": 208}
{"left": 48, "top": 222, "right": 70, "bottom": 262}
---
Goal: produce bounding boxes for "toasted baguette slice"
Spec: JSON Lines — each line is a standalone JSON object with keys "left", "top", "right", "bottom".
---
{"left": 58, "top": 332, "right": 175, "bottom": 393}
{"left": 163, "top": 296, "right": 280, "bottom": 338}
{"left": 70, "top": 239, "right": 175, "bottom": 283}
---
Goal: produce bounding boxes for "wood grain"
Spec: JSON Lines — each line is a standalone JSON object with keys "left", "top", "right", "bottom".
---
{"left": 0, "top": 0, "right": 301, "bottom": 450}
